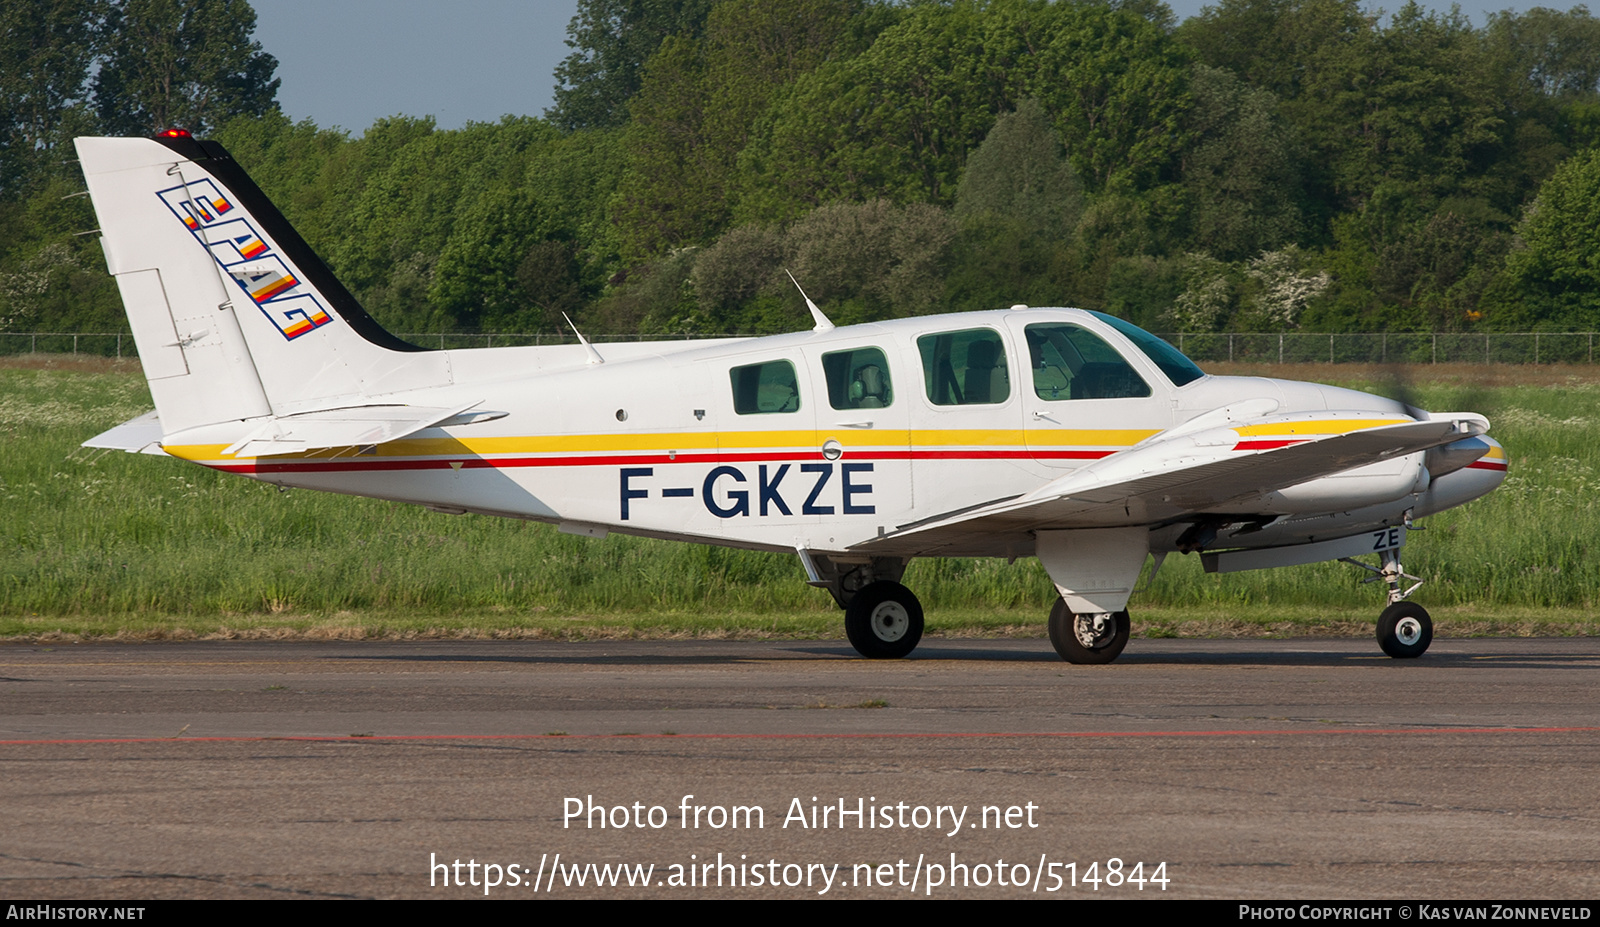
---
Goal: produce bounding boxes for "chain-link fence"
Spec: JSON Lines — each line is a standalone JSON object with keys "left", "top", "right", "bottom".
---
{"left": 0, "top": 333, "right": 141, "bottom": 357}
{"left": 6, "top": 330, "right": 1600, "bottom": 365}
{"left": 0, "top": 331, "right": 715, "bottom": 358}
{"left": 1160, "top": 332, "right": 1600, "bottom": 365}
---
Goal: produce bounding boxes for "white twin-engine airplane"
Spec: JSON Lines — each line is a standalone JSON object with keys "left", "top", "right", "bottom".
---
{"left": 77, "top": 132, "right": 1507, "bottom": 662}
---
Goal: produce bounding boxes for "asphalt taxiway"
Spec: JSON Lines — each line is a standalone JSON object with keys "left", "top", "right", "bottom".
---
{"left": 3, "top": 637, "right": 1597, "bottom": 899}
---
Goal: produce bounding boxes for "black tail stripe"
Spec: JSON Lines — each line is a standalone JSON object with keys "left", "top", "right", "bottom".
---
{"left": 152, "top": 133, "right": 430, "bottom": 354}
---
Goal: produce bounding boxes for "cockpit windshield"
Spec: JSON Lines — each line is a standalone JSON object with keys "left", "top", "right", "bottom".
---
{"left": 1088, "top": 311, "right": 1206, "bottom": 387}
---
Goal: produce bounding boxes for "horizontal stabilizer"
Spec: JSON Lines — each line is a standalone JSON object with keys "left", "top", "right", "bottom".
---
{"left": 82, "top": 410, "right": 168, "bottom": 456}
{"left": 221, "top": 401, "right": 485, "bottom": 457}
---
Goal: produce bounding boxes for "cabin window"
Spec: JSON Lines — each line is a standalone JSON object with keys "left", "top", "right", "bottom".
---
{"left": 1024, "top": 323, "right": 1152, "bottom": 400}
{"left": 730, "top": 360, "right": 801, "bottom": 414}
{"left": 917, "top": 328, "right": 1010, "bottom": 406}
{"left": 822, "top": 347, "right": 894, "bottom": 410}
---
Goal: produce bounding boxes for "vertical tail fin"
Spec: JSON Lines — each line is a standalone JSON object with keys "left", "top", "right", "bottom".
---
{"left": 75, "top": 134, "right": 451, "bottom": 436}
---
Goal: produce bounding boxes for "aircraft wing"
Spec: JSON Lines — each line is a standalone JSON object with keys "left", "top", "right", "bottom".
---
{"left": 219, "top": 401, "right": 486, "bottom": 457}
{"left": 858, "top": 412, "right": 1487, "bottom": 556}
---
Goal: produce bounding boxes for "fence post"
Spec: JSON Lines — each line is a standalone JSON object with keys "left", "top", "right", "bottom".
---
{"left": 1535, "top": 332, "right": 1540, "bottom": 364}
{"left": 1485, "top": 333, "right": 1490, "bottom": 364}
{"left": 1279, "top": 333, "right": 1284, "bottom": 365}
{"left": 1229, "top": 333, "right": 1233, "bottom": 362}
{"left": 1432, "top": 334, "right": 1437, "bottom": 364}
{"left": 1329, "top": 333, "right": 1334, "bottom": 364}
{"left": 116, "top": 333, "right": 121, "bottom": 358}
{"left": 73, "top": 334, "right": 78, "bottom": 354}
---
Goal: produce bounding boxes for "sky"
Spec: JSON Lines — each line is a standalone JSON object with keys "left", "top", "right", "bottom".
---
{"left": 253, "top": 0, "right": 1573, "bottom": 135}
{"left": 252, "top": 0, "right": 581, "bottom": 133}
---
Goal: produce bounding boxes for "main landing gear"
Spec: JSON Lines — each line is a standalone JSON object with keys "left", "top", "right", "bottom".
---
{"left": 798, "top": 552, "right": 925, "bottom": 659}
{"left": 844, "top": 581, "right": 924, "bottom": 659}
{"left": 1342, "top": 544, "right": 1432, "bottom": 659}
{"left": 1047, "top": 600, "right": 1130, "bottom": 664}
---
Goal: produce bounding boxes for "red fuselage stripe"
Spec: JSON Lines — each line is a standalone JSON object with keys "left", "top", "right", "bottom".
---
{"left": 207, "top": 448, "right": 1119, "bottom": 475}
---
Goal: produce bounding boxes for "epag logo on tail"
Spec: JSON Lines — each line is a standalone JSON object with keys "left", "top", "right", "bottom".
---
{"left": 156, "top": 179, "right": 332, "bottom": 341}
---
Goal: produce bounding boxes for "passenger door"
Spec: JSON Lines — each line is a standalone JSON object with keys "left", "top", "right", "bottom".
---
{"left": 906, "top": 325, "right": 1033, "bottom": 518}
{"left": 803, "top": 343, "right": 914, "bottom": 543}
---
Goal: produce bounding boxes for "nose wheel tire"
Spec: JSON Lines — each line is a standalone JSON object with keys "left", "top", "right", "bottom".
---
{"left": 1047, "top": 599, "right": 1131, "bottom": 664}
{"left": 1377, "top": 601, "right": 1433, "bottom": 659}
{"left": 844, "top": 581, "right": 924, "bottom": 659}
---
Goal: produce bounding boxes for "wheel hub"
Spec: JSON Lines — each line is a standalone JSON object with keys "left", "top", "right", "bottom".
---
{"left": 871, "top": 601, "right": 909, "bottom": 642}
{"left": 1074, "top": 613, "right": 1113, "bottom": 649}
{"left": 1395, "top": 616, "right": 1422, "bottom": 646}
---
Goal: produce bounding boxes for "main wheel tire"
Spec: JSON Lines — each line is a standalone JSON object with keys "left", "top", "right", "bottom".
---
{"left": 1047, "top": 599, "right": 1131, "bottom": 664}
{"left": 1377, "top": 601, "right": 1432, "bottom": 658}
{"left": 844, "top": 581, "right": 924, "bottom": 659}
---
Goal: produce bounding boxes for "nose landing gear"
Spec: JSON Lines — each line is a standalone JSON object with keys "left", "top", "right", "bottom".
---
{"left": 1342, "top": 544, "right": 1431, "bottom": 659}
{"left": 1377, "top": 600, "right": 1432, "bottom": 658}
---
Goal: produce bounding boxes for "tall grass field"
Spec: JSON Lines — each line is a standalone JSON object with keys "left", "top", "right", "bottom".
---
{"left": 2, "top": 356, "right": 1595, "bottom": 640}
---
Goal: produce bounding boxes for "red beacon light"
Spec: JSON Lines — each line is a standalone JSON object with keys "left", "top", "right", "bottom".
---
{"left": 158, "top": 128, "right": 192, "bottom": 138}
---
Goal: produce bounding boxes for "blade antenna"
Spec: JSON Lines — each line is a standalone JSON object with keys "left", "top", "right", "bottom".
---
{"left": 563, "top": 312, "right": 605, "bottom": 365}
{"left": 785, "top": 269, "right": 834, "bottom": 332}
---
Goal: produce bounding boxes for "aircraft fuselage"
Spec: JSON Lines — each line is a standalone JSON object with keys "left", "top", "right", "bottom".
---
{"left": 155, "top": 308, "right": 1504, "bottom": 562}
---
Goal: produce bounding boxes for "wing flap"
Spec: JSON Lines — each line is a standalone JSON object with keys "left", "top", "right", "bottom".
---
{"left": 858, "top": 413, "right": 1485, "bottom": 554}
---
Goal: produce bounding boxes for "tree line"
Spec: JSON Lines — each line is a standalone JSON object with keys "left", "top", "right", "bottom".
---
{"left": 7, "top": 0, "right": 1600, "bottom": 340}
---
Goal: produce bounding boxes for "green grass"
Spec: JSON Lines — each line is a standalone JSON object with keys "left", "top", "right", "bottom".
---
{"left": 2, "top": 357, "right": 1597, "bottom": 639}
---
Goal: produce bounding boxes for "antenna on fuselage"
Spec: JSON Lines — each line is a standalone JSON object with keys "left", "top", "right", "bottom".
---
{"left": 563, "top": 312, "right": 605, "bottom": 365}
{"left": 785, "top": 269, "right": 834, "bottom": 332}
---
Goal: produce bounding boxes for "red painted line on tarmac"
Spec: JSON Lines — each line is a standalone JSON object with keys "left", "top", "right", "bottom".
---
{"left": 3, "top": 726, "right": 1596, "bottom": 746}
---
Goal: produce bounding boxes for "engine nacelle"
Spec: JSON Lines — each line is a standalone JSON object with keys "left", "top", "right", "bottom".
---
{"left": 1259, "top": 453, "right": 1429, "bottom": 514}
{"left": 1414, "top": 437, "right": 1507, "bottom": 517}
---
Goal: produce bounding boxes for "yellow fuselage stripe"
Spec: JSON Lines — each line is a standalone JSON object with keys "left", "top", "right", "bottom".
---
{"left": 163, "top": 427, "right": 1165, "bottom": 463}
{"left": 163, "top": 419, "right": 1407, "bottom": 465}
